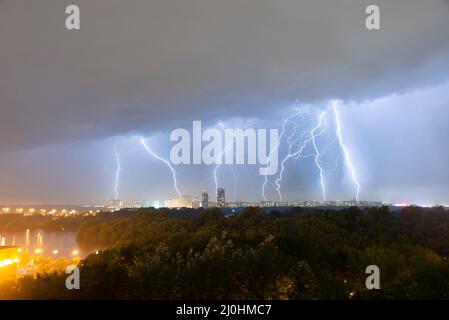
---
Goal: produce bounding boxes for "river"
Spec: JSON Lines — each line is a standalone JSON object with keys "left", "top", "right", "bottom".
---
{"left": 0, "top": 230, "right": 92, "bottom": 259}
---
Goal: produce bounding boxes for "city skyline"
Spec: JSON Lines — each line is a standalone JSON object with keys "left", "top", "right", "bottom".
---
{"left": 1, "top": 184, "right": 447, "bottom": 210}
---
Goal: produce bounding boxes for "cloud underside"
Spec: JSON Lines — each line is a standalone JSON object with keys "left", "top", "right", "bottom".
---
{"left": 0, "top": 0, "right": 449, "bottom": 150}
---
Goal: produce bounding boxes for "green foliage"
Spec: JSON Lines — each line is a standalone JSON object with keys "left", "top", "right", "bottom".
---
{"left": 4, "top": 206, "right": 449, "bottom": 299}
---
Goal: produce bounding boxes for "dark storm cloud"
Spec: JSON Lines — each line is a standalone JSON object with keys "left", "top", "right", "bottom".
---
{"left": 1, "top": 0, "right": 449, "bottom": 151}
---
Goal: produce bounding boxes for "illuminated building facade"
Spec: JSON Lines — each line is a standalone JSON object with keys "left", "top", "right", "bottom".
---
{"left": 217, "top": 188, "right": 225, "bottom": 208}
{"left": 201, "top": 192, "right": 209, "bottom": 209}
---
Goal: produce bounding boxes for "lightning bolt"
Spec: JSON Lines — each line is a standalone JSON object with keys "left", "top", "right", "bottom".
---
{"left": 274, "top": 117, "right": 301, "bottom": 201}
{"left": 311, "top": 111, "right": 327, "bottom": 202}
{"left": 140, "top": 136, "right": 182, "bottom": 198}
{"left": 332, "top": 100, "right": 360, "bottom": 201}
{"left": 274, "top": 111, "right": 327, "bottom": 201}
{"left": 262, "top": 109, "right": 302, "bottom": 201}
{"left": 213, "top": 143, "right": 232, "bottom": 192}
{"left": 213, "top": 123, "right": 233, "bottom": 192}
{"left": 113, "top": 143, "right": 121, "bottom": 201}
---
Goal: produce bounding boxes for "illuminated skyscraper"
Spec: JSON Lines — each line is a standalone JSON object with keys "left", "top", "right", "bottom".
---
{"left": 201, "top": 192, "right": 209, "bottom": 209}
{"left": 217, "top": 188, "right": 225, "bottom": 208}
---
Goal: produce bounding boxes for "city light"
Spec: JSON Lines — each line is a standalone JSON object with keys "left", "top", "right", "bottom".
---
{"left": 394, "top": 203, "right": 409, "bottom": 207}
{"left": 0, "top": 259, "right": 13, "bottom": 268}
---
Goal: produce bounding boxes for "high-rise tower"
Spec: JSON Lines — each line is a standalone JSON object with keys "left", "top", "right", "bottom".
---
{"left": 201, "top": 192, "right": 209, "bottom": 209}
{"left": 217, "top": 188, "right": 225, "bottom": 208}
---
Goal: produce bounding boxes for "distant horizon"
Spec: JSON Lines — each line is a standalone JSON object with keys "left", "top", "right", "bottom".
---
{"left": 1, "top": 199, "right": 448, "bottom": 209}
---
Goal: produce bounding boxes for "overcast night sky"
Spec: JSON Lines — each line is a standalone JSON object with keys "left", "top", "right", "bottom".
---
{"left": 1, "top": 0, "right": 449, "bottom": 205}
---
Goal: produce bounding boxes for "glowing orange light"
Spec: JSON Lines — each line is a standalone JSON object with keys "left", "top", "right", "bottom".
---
{"left": 0, "top": 259, "right": 13, "bottom": 267}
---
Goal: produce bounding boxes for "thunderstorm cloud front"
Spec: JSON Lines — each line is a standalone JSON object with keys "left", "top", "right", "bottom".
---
{"left": 1, "top": 0, "right": 449, "bottom": 205}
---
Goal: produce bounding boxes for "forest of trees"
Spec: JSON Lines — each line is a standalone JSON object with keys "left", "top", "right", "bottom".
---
{"left": 3, "top": 205, "right": 449, "bottom": 299}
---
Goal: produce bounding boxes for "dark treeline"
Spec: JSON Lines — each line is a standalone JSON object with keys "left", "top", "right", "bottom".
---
{"left": 4, "top": 206, "right": 449, "bottom": 299}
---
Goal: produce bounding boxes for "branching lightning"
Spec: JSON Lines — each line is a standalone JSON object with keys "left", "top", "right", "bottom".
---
{"left": 272, "top": 100, "right": 361, "bottom": 202}
{"left": 274, "top": 117, "right": 302, "bottom": 201}
{"left": 262, "top": 109, "right": 302, "bottom": 201}
{"left": 129, "top": 100, "right": 360, "bottom": 204}
{"left": 311, "top": 111, "right": 327, "bottom": 202}
{"left": 140, "top": 136, "right": 182, "bottom": 198}
{"left": 332, "top": 100, "right": 360, "bottom": 201}
{"left": 274, "top": 110, "right": 327, "bottom": 201}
